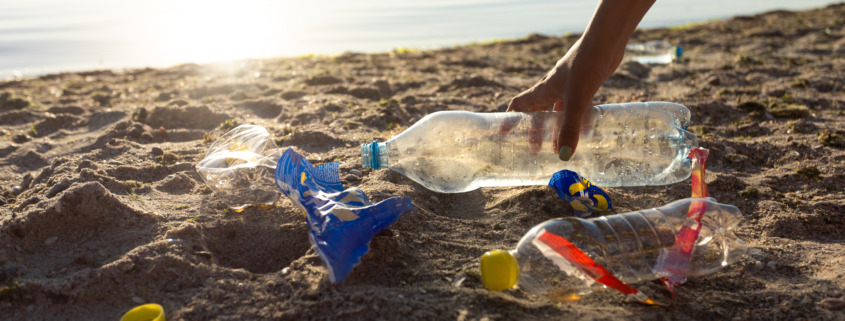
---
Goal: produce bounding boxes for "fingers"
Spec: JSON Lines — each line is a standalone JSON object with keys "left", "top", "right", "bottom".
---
{"left": 554, "top": 99, "right": 589, "bottom": 161}
{"left": 499, "top": 87, "right": 553, "bottom": 134}
{"left": 497, "top": 113, "right": 519, "bottom": 135}
{"left": 528, "top": 114, "right": 545, "bottom": 153}
{"left": 507, "top": 85, "right": 556, "bottom": 112}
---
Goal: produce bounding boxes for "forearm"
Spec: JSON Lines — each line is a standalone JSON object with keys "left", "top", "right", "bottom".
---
{"left": 579, "top": 0, "right": 656, "bottom": 74}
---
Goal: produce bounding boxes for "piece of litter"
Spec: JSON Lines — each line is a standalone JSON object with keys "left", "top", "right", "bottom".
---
{"left": 120, "top": 303, "right": 165, "bottom": 321}
{"left": 548, "top": 170, "right": 612, "bottom": 217}
{"left": 275, "top": 148, "right": 414, "bottom": 283}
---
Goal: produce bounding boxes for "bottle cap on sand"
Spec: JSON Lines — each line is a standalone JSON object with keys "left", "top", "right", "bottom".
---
{"left": 480, "top": 250, "right": 519, "bottom": 291}
{"left": 120, "top": 303, "right": 165, "bottom": 321}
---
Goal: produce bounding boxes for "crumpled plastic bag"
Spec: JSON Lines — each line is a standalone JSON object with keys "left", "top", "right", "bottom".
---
{"left": 274, "top": 148, "right": 415, "bottom": 282}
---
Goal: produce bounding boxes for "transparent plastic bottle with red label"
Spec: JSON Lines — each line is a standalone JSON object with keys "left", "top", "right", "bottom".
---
{"left": 480, "top": 197, "right": 747, "bottom": 300}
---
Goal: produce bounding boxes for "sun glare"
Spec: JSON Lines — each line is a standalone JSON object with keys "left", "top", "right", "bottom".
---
{"left": 150, "top": 0, "right": 306, "bottom": 65}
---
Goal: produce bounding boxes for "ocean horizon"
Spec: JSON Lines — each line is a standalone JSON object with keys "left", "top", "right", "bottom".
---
{"left": 1, "top": 0, "right": 841, "bottom": 78}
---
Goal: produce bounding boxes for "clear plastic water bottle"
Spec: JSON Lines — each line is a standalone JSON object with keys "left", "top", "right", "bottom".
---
{"left": 624, "top": 40, "right": 683, "bottom": 64}
{"left": 196, "top": 125, "right": 282, "bottom": 211}
{"left": 361, "top": 102, "right": 697, "bottom": 193}
{"left": 479, "top": 198, "right": 747, "bottom": 299}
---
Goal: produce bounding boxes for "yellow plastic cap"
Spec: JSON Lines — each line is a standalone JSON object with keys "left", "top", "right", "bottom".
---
{"left": 120, "top": 303, "right": 165, "bottom": 321}
{"left": 480, "top": 250, "right": 519, "bottom": 291}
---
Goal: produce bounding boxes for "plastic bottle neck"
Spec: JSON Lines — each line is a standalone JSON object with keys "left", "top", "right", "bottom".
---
{"left": 361, "top": 141, "right": 389, "bottom": 169}
{"left": 677, "top": 127, "right": 698, "bottom": 159}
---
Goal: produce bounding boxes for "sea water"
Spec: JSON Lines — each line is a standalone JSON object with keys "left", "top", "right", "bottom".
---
{"left": 1, "top": 0, "right": 839, "bottom": 77}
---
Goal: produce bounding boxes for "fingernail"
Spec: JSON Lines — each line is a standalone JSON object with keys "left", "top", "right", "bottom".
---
{"left": 558, "top": 146, "right": 573, "bottom": 161}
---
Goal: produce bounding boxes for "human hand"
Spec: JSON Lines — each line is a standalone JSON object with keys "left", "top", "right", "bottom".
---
{"left": 500, "top": 0, "right": 655, "bottom": 161}
{"left": 502, "top": 39, "right": 617, "bottom": 161}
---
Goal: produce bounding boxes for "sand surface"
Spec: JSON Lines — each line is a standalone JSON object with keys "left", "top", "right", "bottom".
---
{"left": 2, "top": 4, "right": 845, "bottom": 320}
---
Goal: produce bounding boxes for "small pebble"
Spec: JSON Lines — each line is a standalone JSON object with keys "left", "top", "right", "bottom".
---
{"left": 819, "top": 297, "right": 845, "bottom": 311}
{"left": 706, "top": 75, "right": 721, "bottom": 86}
{"left": 44, "top": 236, "right": 58, "bottom": 245}
{"left": 349, "top": 169, "right": 362, "bottom": 177}
{"left": 452, "top": 273, "right": 467, "bottom": 288}
{"left": 230, "top": 268, "right": 249, "bottom": 279}
{"left": 767, "top": 261, "right": 777, "bottom": 270}
{"left": 753, "top": 261, "right": 764, "bottom": 270}
{"left": 151, "top": 147, "right": 164, "bottom": 156}
{"left": 12, "top": 186, "right": 22, "bottom": 195}
{"left": 131, "top": 297, "right": 144, "bottom": 304}
{"left": 430, "top": 195, "right": 439, "bottom": 202}
{"left": 196, "top": 251, "right": 213, "bottom": 259}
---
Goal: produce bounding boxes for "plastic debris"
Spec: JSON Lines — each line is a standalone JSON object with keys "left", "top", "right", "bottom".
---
{"left": 362, "top": 102, "right": 697, "bottom": 193}
{"left": 120, "top": 304, "right": 165, "bottom": 321}
{"left": 274, "top": 148, "right": 415, "bottom": 282}
{"left": 548, "top": 169, "right": 612, "bottom": 217}
{"left": 481, "top": 148, "right": 747, "bottom": 305}
{"left": 197, "top": 125, "right": 415, "bottom": 283}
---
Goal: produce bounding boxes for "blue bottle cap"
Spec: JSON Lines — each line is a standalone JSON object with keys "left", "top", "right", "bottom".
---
{"left": 675, "top": 45, "right": 684, "bottom": 59}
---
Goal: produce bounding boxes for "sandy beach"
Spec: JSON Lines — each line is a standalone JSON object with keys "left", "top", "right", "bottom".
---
{"left": 2, "top": 3, "right": 845, "bottom": 320}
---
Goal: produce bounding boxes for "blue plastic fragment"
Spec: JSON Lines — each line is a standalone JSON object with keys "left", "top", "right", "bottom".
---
{"left": 548, "top": 170, "right": 612, "bottom": 217}
{"left": 274, "top": 148, "right": 415, "bottom": 282}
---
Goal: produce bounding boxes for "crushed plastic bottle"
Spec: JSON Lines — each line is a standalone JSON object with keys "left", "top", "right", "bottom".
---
{"left": 196, "top": 125, "right": 415, "bottom": 283}
{"left": 361, "top": 102, "right": 697, "bottom": 193}
{"left": 479, "top": 197, "right": 747, "bottom": 301}
{"left": 196, "top": 125, "right": 282, "bottom": 210}
{"left": 625, "top": 40, "right": 683, "bottom": 64}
